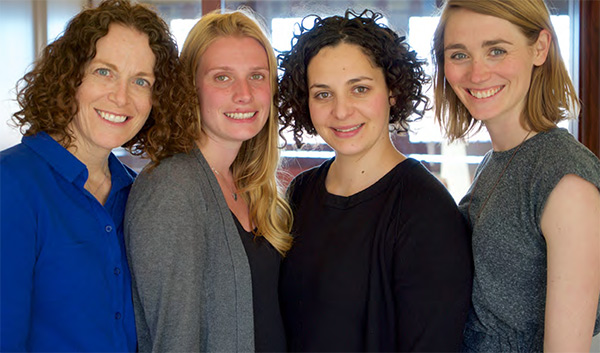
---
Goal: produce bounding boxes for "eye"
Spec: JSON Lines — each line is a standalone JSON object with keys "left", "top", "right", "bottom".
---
{"left": 134, "top": 78, "right": 151, "bottom": 87}
{"left": 490, "top": 48, "right": 507, "bottom": 56}
{"left": 353, "top": 86, "right": 369, "bottom": 94}
{"left": 215, "top": 75, "right": 230, "bottom": 82}
{"left": 95, "top": 68, "right": 111, "bottom": 76}
{"left": 314, "top": 91, "right": 331, "bottom": 100}
{"left": 250, "top": 73, "right": 265, "bottom": 80}
{"left": 449, "top": 52, "right": 468, "bottom": 60}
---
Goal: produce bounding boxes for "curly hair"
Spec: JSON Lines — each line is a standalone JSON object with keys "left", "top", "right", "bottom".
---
{"left": 278, "top": 9, "right": 430, "bottom": 147}
{"left": 12, "top": 0, "right": 196, "bottom": 163}
{"left": 432, "top": 0, "right": 579, "bottom": 141}
{"left": 179, "top": 9, "right": 293, "bottom": 256}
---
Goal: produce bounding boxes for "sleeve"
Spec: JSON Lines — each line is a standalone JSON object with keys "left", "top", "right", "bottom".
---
{"left": 124, "top": 168, "right": 206, "bottom": 353}
{"left": 0, "top": 164, "right": 37, "bottom": 352}
{"left": 392, "top": 178, "right": 473, "bottom": 352}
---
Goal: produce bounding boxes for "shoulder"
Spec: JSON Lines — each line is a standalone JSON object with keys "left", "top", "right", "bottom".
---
{"left": 397, "top": 159, "right": 457, "bottom": 208}
{"left": 287, "top": 159, "right": 330, "bottom": 201}
{"left": 133, "top": 151, "right": 205, "bottom": 192}
{"left": 528, "top": 129, "right": 600, "bottom": 189}
{"left": 127, "top": 151, "right": 210, "bottom": 215}
{"left": 1, "top": 142, "right": 50, "bottom": 186}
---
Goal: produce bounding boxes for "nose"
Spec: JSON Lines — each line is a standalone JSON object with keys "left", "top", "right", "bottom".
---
{"left": 108, "top": 80, "right": 129, "bottom": 107}
{"left": 233, "top": 79, "right": 252, "bottom": 104}
{"left": 469, "top": 58, "right": 491, "bottom": 84}
{"left": 332, "top": 95, "right": 353, "bottom": 120}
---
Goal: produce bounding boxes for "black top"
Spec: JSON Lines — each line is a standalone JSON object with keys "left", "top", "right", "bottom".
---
{"left": 280, "top": 158, "right": 473, "bottom": 352}
{"left": 233, "top": 215, "right": 287, "bottom": 352}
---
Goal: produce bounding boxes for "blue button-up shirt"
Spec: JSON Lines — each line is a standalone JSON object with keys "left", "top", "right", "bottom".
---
{"left": 1, "top": 132, "right": 137, "bottom": 352}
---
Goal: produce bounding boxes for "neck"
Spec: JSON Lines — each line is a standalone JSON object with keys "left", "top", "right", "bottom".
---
{"left": 62, "top": 138, "right": 111, "bottom": 178}
{"left": 196, "top": 135, "right": 240, "bottom": 176}
{"left": 485, "top": 119, "right": 535, "bottom": 152}
{"left": 327, "top": 138, "right": 405, "bottom": 196}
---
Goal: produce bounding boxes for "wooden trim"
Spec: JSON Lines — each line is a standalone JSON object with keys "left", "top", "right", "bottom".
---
{"left": 202, "top": 0, "right": 222, "bottom": 14}
{"left": 578, "top": 0, "right": 600, "bottom": 158}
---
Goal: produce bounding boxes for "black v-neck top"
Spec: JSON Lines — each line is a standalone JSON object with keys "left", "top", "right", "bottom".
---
{"left": 280, "top": 158, "right": 473, "bottom": 352}
{"left": 233, "top": 215, "right": 286, "bottom": 352}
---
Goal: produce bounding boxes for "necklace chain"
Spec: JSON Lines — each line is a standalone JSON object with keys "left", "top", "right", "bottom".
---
{"left": 88, "top": 168, "right": 110, "bottom": 196}
{"left": 211, "top": 167, "right": 238, "bottom": 202}
{"left": 467, "top": 130, "right": 532, "bottom": 225}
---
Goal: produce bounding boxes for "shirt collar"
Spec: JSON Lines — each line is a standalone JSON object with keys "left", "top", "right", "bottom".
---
{"left": 22, "top": 132, "right": 135, "bottom": 192}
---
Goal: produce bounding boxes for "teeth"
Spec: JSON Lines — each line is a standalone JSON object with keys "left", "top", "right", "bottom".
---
{"left": 98, "top": 110, "right": 127, "bottom": 123}
{"left": 334, "top": 124, "right": 363, "bottom": 133}
{"left": 469, "top": 87, "right": 502, "bottom": 99}
{"left": 225, "top": 112, "right": 255, "bottom": 119}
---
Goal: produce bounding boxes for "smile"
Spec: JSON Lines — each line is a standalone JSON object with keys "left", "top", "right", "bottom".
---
{"left": 468, "top": 86, "right": 503, "bottom": 99}
{"left": 225, "top": 112, "right": 256, "bottom": 120}
{"left": 333, "top": 123, "right": 364, "bottom": 133}
{"left": 97, "top": 109, "right": 128, "bottom": 123}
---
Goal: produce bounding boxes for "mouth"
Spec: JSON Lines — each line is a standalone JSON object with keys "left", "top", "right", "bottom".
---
{"left": 96, "top": 109, "right": 128, "bottom": 123}
{"left": 468, "top": 86, "right": 504, "bottom": 99}
{"left": 225, "top": 112, "right": 256, "bottom": 120}
{"left": 332, "top": 123, "right": 364, "bottom": 133}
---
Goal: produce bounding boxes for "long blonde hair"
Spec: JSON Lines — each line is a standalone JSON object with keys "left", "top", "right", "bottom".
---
{"left": 432, "top": 0, "right": 579, "bottom": 141}
{"left": 180, "top": 9, "right": 293, "bottom": 255}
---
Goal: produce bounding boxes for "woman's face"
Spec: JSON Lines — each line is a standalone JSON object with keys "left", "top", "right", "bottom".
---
{"left": 443, "top": 8, "right": 549, "bottom": 128}
{"left": 71, "top": 23, "right": 155, "bottom": 155}
{"left": 195, "top": 36, "right": 271, "bottom": 148}
{"left": 307, "top": 42, "right": 392, "bottom": 159}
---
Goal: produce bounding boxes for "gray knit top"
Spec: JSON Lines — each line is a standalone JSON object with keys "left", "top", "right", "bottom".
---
{"left": 459, "top": 128, "right": 600, "bottom": 352}
{"left": 124, "top": 147, "right": 254, "bottom": 352}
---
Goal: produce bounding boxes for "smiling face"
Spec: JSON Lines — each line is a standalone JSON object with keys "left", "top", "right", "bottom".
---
{"left": 307, "top": 43, "right": 393, "bottom": 159}
{"left": 443, "top": 8, "right": 548, "bottom": 128}
{"left": 195, "top": 35, "right": 271, "bottom": 148}
{"left": 70, "top": 23, "right": 155, "bottom": 157}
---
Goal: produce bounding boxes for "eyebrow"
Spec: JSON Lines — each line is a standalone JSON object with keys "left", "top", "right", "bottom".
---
{"left": 309, "top": 76, "right": 373, "bottom": 90}
{"left": 444, "top": 39, "right": 513, "bottom": 51}
{"left": 95, "top": 60, "right": 154, "bottom": 78}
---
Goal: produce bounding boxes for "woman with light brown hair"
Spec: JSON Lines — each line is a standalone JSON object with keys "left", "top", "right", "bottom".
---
{"left": 432, "top": 0, "right": 600, "bottom": 351}
{"left": 125, "top": 8, "right": 292, "bottom": 352}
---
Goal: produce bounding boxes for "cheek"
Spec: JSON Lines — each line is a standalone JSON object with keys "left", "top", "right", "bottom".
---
{"left": 255, "top": 84, "right": 272, "bottom": 106}
{"left": 444, "top": 62, "right": 463, "bottom": 86}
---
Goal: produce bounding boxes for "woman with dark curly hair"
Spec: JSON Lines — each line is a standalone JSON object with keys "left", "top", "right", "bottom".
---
{"left": 278, "top": 9, "right": 473, "bottom": 352}
{"left": 0, "top": 0, "right": 192, "bottom": 351}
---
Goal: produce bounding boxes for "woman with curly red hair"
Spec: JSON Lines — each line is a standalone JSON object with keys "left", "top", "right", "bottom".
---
{"left": 0, "top": 0, "right": 192, "bottom": 351}
{"left": 278, "top": 9, "right": 473, "bottom": 352}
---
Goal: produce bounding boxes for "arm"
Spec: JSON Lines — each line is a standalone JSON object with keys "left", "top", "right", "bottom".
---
{"left": 542, "top": 174, "right": 600, "bottom": 352}
{"left": 394, "top": 193, "right": 473, "bottom": 352}
{"left": 0, "top": 167, "right": 36, "bottom": 351}
{"left": 125, "top": 171, "right": 206, "bottom": 352}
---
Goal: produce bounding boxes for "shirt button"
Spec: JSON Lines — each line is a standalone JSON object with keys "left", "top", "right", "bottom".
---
{"left": 105, "top": 225, "right": 113, "bottom": 233}
{"left": 114, "top": 267, "right": 121, "bottom": 276}
{"left": 115, "top": 312, "right": 121, "bottom": 320}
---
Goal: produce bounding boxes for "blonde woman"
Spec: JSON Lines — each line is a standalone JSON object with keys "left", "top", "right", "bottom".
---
{"left": 125, "top": 9, "right": 292, "bottom": 352}
{"left": 432, "top": 0, "right": 600, "bottom": 351}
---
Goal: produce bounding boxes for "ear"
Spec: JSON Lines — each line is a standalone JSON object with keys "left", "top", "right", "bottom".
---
{"left": 388, "top": 92, "right": 396, "bottom": 106}
{"left": 532, "top": 29, "right": 551, "bottom": 67}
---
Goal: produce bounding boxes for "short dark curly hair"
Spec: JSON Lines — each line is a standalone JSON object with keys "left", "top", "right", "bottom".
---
{"left": 12, "top": 0, "right": 196, "bottom": 163}
{"left": 278, "top": 9, "right": 430, "bottom": 147}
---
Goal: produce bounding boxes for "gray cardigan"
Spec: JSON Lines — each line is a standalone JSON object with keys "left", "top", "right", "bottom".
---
{"left": 124, "top": 147, "right": 254, "bottom": 352}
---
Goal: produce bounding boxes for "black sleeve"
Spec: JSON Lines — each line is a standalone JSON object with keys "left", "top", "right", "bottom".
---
{"left": 393, "top": 177, "right": 473, "bottom": 352}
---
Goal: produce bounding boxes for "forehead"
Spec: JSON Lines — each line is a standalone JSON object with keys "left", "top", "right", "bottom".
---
{"left": 198, "top": 35, "right": 268, "bottom": 70}
{"left": 444, "top": 8, "right": 525, "bottom": 44}
{"left": 309, "top": 43, "right": 377, "bottom": 71}
{"left": 93, "top": 23, "right": 155, "bottom": 70}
